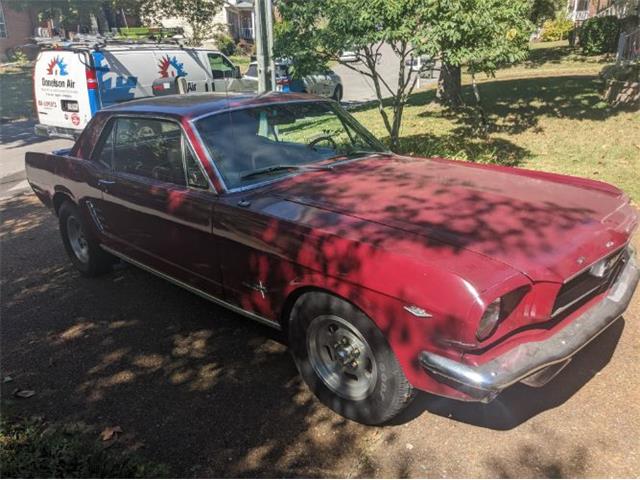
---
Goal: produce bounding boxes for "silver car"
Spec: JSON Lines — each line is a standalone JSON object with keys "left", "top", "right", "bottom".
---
{"left": 243, "top": 61, "right": 343, "bottom": 101}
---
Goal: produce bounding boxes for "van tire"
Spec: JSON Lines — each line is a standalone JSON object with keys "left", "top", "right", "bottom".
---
{"left": 332, "top": 85, "right": 343, "bottom": 102}
{"left": 289, "top": 292, "right": 415, "bottom": 425}
{"left": 58, "top": 202, "right": 113, "bottom": 277}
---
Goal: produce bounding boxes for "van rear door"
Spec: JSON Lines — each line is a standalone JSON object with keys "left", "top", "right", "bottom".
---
{"left": 34, "top": 50, "right": 96, "bottom": 133}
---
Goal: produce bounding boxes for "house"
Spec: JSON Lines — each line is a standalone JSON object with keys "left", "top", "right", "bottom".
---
{"left": 567, "top": 0, "right": 640, "bottom": 23}
{"left": 0, "top": 0, "right": 36, "bottom": 61}
{"left": 159, "top": 0, "right": 255, "bottom": 46}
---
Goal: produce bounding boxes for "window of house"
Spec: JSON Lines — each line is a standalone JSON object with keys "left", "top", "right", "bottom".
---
{"left": 111, "top": 117, "right": 186, "bottom": 186}
{"left": 208, "top": 53, "right": 235, "bottom": 79}
{"left": 0, "top": 2, "right": 7, "bottom": 38}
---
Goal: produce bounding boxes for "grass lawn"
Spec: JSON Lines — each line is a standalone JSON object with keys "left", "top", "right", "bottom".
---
{"left": 350, "top": 41, "right": 640, "bottom": 203}
{"left": 0, "top": 414, "right": 169, "bottom": 477}
{"left": 0, "top": 64, "right": 33, "bottom": 121}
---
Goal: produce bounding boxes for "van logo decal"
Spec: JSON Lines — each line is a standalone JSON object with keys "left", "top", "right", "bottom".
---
{"left": 46, "top": 56, "right": 69, "bottom": 76}
{"left": 158, "top": 55, "right": 186, "bottom": 78}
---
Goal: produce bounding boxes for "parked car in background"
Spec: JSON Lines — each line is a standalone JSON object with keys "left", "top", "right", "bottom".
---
{"left": 339, "top": 50, "right": 358, "bottom": 63}
{"left": 25, "top": 93, "right": 640, "bottom": 425}
{"left": 242, "top": 61, "right": 343, "bottom": 101}
{"left": 33, "top": 41, "right": 243, "bottom": 139}
{"left": 405, "top": 55, "right": 436, "bottom": 77}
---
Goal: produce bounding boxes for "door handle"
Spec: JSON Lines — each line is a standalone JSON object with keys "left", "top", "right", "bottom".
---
{"left": 98, "top": 179, "right": 116, "bottom": 192}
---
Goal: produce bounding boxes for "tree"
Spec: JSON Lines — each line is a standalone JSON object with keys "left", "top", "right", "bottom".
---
{"left": 529, "top": 0, "right": 566, "bottom": 27}
{"left": 418, "top": 0, "right": 534, "bottom": 107}
{"left": 275, "top": 0, "right": 431, "bottom": 151}
{"left": 141, "top": 0, "right": 225, "bottom": 46}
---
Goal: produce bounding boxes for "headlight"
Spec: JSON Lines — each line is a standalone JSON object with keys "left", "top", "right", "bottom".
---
{"left": 476, "top": 298, "right": 501, "bottom": 340}
{"left": 475, "top": 287, "right": 530, "bottom": 341}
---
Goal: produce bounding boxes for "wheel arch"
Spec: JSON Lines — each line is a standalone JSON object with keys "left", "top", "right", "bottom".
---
{"left": 52, "top": 188, "right": 76, "bottom": 216}
{"left": 279, "top": 282, "right": 381, "bottom": 336}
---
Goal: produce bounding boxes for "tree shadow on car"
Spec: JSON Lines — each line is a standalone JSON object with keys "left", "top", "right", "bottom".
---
{"left": 392, "top": 317, "right": 625, "bottom": 430}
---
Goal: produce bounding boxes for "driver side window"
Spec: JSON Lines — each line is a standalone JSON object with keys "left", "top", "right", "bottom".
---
{"left": 112, "top": 117, "right": 186, "bottom": 186}
{"left": 208, "top": 53, "right": 234, "bottom": 80}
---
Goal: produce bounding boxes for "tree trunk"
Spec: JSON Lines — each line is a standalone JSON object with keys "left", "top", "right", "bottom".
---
{"left": 471, "top": 73, "right": 489, "bottom": 137}
{"left": 437, "top": 62, "right": 462, "bottom": 107}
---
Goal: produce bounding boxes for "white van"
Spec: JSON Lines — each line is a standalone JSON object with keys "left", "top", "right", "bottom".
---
{"left": 33, "top": 42, "right": 246, "bottom": 139}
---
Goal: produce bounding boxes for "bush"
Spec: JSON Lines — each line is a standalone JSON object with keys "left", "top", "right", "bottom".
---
{"left": 541, "top": 15, "right": 574, "bottom": 42}
{"left": 580, "top": 16, "right": 621, "bottom": 55}
{"left": 214, "top": 33, "right": 236, "bottom": 56}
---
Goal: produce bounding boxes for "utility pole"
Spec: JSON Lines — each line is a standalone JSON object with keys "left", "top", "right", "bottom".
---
{"left": 254, "top": 0, "right": 275, "bottom": 93}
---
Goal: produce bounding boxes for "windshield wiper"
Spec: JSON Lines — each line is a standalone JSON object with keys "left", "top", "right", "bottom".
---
{"left": 240, "top": 164, "right": 333, "bottom": 181}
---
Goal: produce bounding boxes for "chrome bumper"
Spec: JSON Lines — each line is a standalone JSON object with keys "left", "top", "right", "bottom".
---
{"left": 419, "top": 252, "right": 639, "bottom": 402}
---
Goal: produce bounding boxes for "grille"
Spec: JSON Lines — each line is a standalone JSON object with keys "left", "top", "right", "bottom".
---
{"left": 552, "top": 247, "right": 628, "bottom": 317}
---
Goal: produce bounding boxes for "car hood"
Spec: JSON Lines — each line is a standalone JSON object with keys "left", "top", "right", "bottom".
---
{"left": 268, "top": 155, "right": 638, "bottom": 282}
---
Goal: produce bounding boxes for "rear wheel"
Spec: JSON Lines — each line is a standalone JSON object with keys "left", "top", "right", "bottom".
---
{"left": 58, "top": 202, "right": 113, "bottom": 276}
{"left": 289, "top": 292, "right": 414, "bottom": 425}
{"left": 332, "top": 85, "right": 343, "bottom": 102}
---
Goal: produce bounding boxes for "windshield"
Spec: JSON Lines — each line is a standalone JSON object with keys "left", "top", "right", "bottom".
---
{"left": 195, "top": 101, "right": 386, "bottom": 190}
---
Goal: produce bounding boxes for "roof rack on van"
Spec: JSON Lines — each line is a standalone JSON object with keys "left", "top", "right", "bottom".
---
{"left": 33, "top": 34, "right": 186, "bottom": 51}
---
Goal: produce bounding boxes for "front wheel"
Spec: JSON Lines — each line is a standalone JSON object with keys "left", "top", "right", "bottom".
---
{"left": 289, "top": 292, "right": 414, "bottom": 425}
{"left": 59, "top": 202, "right": 113, "bottom": 277}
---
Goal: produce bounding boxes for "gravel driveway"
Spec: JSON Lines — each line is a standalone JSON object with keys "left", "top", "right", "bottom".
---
{"left": 1, "top": 193, "right": 639, "bottom": 477}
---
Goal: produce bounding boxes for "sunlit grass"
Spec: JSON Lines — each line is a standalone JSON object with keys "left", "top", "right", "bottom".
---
{"left": 349, "top": 42, "right": 640, "bottom": 202}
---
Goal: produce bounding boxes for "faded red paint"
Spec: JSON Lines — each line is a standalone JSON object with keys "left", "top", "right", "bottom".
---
{"left": 25, "top": 94, "right": 639, "bottom": 401}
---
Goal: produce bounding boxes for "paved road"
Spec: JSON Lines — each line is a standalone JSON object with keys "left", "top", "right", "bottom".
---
{"left": 1, "top": 192, "right": 639, "bottom": 477}
{"left": 0, "top": 119, "right": 72, "bottom": 199}
{"left": 334, "top": 43, "right": 436, "bottom": 103}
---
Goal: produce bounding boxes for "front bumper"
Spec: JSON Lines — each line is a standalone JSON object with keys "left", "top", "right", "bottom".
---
{"left": 420, "top": 251, "right": 639, "bottom": 402}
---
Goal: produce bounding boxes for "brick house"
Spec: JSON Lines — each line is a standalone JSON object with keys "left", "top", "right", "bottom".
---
{"left": 0, "top": 0, "right": 36, "bottom": 61}
{"left": 568, "top": 0, "right": 640, "bottom": 23}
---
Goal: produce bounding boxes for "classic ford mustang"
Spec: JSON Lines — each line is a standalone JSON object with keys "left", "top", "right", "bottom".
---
{"left": 26, "top": 93, "right": 639, "bottom": 424}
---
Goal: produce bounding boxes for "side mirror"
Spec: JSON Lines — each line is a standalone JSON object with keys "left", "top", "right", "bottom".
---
{"left": 233, "top": 66, "right": 241, "bottom": 79}
{"left": 152, "top": 76, "right": 188, "bottom": 96}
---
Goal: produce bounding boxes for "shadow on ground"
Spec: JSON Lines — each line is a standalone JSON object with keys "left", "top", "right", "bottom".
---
{"left": 0, "top": 194, "right": 628, "bottom": 477}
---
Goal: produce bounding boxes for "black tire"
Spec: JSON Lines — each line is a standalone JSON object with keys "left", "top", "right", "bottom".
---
{"left": 289, "top": 292, "right": 414, "bottom": 425}
{"left": 332, "top": 85, "right": 343, "bottom": 102}
{"left": 58, "top": 202, "right": 113, "bottom": 277}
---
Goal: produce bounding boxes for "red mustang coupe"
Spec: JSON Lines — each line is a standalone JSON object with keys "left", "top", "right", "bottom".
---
{"left": 26, "top": 93, "right": 639, "bottom": 424}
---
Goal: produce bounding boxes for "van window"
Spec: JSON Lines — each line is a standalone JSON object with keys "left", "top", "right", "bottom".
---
{"left": 112, "top": 117, "right": 186, "bottom": 185}
{"left": 208, "top": 54, "right": 235, "bottom": 80}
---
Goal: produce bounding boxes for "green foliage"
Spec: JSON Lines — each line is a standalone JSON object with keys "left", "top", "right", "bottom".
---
{"left": 4, "top": 0, "right": 141, "bottom": 31}
{"left": 9, "top": 50, "right": 29, "bottom": 65}
{"left": 214, "top": 32, "right": 236, "bottom": 56}
{"left": 0, "top": 417, "right": 170, "bottom": 478}
{"left": 419, "top": 0, "right": 534, "bottom": 76}
{"left": 580, "top": 16, "right": 621, "bottom": 55}
{"left": 541, "top": 14, "right": 574, "bottom": 41}
{"left": 275, "top": 0, "right": 534, "bottom": 148}
{"left": 529, "top": 0, "right": 566, "bottom": 26}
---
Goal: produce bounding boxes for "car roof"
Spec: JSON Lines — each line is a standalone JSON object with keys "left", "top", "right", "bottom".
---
{"left": 102, "top": 92, "right": 326, "bottom": 119}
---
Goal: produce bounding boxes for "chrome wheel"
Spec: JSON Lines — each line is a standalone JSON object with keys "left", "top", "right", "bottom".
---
{"left": 307, "top": 314, "right": 377, "bottom": 401}
{"left": 66, "top": 215, "right": 89, "bottom": 264}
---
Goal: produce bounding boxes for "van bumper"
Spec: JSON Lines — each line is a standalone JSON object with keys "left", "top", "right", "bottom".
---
{"left": 419, "top": 249, "right": 639, "bottom": 402}
{"left": 34, "top": 124, "right": 82, "bottom": 140}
